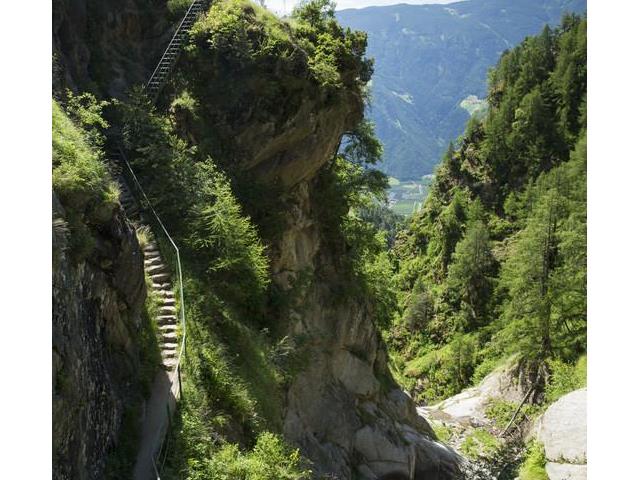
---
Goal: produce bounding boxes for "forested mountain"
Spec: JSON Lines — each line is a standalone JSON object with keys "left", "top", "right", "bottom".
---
{"left": 379, "top": 14, "right": 587, "bottom": 404}
{"left": 337, "top": 0, "right": 587, "bottom": 180}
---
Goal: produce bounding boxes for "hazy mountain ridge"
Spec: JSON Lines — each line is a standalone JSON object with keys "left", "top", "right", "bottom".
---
{"left": 337, "top": 0, "right": 587, "bottom": 180}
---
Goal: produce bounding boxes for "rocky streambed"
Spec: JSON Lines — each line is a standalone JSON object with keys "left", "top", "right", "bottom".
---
{"left": 415, "top": 361, "right": 587, "bottom": 480}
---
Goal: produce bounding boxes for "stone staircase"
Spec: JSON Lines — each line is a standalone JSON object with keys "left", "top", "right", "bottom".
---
{"left": 115, "top": 171, "right": 180, "bottom": 372}
{"left": 145, "top": 0, "right": 210, "bottom": 101}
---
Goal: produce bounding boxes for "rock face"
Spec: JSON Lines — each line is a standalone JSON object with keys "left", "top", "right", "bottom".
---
{"left": 53, "top": 2, "right": 463, "bottom": 477}
{"left": 422, "top": 359, "right": 528, "bottom": 428}
{"left": 534, "top": 388, "right": 587, "bottom": 480}
{"left": 417, "top": 360, "right": 531, "bottom": 479}
{"left": 262, "top": 125, "right": 461, "bottom": 480}
{"left": 52, "top": 0, "right": 172, "bottom": 97}
{"left": 52, "top": 193, "right": 147, "bottom": 480}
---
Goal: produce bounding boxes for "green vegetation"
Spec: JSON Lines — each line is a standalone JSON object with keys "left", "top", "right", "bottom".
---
{"left": 167, "top": 0, "right": 192, "bottom": 19}
{"left": 544, "top": 355, "right": 587, "bottom": 404}
{"left": 433, "top": 423, "right": 453, "bottom": 443}
{"left": 485, "top": 398, "right": 542, "bottom": 429}
{"left": 117, "top": 0, "right": 384, "bottom": 475}
{"left": 387, "top": 16, "right": 587, "bottom": 403}
{"left": 388, "top": 178, "right": 431, "bottom": 216}
{"left": 52, "top": 94, "right": 164, "bottom": 478}
{"left": 518, "top": 442, "right": 549, "bottom": 480}
{"left": 336, "top": 0, "right": 586, "bottom": 179}
{"left": 460, "top": 428, "right": 502, "bottom": 460}
{"left": 52, "top": 96, "right": 119, "bottom": 260}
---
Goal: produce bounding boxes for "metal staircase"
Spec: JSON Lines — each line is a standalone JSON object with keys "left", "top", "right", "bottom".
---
{"left": 103, "top": 2, "right": 212, "bottom": 477}
{"left": 145, "top": 0, "right": 210, "bottom": 102}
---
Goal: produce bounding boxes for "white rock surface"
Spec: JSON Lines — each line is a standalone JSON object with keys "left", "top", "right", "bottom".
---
{"left": 419, "top": 357, "right": 525, "bottom": 427}
{"left": 537, "top": 388, "right": 587, "bottom": 464}
{"left": 545, "top": 462, "right": 587, "bottom": 480}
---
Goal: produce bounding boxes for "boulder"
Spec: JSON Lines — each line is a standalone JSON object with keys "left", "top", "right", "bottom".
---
{"left": 545, "top": 462, "right": 587, "bottom": 480}
{"left": 537, "top": 388, "right": 587, "bottom": 464}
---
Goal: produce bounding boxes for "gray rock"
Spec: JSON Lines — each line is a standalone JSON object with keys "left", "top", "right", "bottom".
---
{"left": 537, "top": 389, "right": 587, "bottom": 464}
{"left": 333, "top": 350, "right": 380, "bottom": 397}
{"left": 546, "top": 462, "right": 587, "bottom": 480}
{"left": 53, "top": 192, "right": 147, "bottom": 480}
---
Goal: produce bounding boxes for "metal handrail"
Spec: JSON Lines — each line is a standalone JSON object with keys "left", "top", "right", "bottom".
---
{"left": 121, "top": 2, "right": 211, "bottom": 477}
{"left": 118, "top": 146, "right": 186, "bottom": 372}
{"left": 117, "top": 146, "right": 186, "bottom": 479}
{"left": 145, "top": 0, "right": 206, "bottom": 97}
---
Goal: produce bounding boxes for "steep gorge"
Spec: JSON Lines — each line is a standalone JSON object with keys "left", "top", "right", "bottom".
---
{"left": 53, "top": 1, "right": 461, "bottom": 478}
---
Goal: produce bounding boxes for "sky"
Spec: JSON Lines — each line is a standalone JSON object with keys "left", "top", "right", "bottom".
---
{"left": 264, "top": 0, "right": 462, "bottom": 16}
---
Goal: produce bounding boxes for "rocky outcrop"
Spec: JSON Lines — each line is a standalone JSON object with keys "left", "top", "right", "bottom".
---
{"left": 52, "top": 193, "right": 147, "bottom": 480}
{"left": 53, "top": 2, "right": 462, "bottom": 476}
{"left": 417, "top": 360, "right": 537, "bottom": 479}
{"left": 262, "top": 127, "right": 461, "bottom": 480}
{"left": 419, "top": 358, "right": 529, "bottom": 429}
{"left": 52, "top": 0, "right": 172, "bottom": 97}
{"left": 533, "top": 388, "right": 587, "bottom": 480}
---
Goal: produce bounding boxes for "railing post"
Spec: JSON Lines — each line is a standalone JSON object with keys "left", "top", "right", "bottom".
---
{"left": 166, "top": 404, "right": 172, "bottom": 430}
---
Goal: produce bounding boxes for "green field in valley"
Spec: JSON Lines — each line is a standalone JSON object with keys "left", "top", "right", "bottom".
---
{"left": 387, "top": 176, "right": 433, "bottom": 216}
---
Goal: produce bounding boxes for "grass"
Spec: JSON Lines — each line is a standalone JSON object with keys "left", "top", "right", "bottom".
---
{"left": 52, "top": 100, "right": 119, "bottom": 261}
{"left": 433, "top": 423, "right": 454, "bottom": 443}
{"left": 167, "top": 0, "right": 192, "bottom": 19}
{"left": 388, "top": 179, "right": 430, "bottom": 216}
{"left": 485, "top": 398, "right": 543, "bottom": 429}
{"left": 460, "top": 428, "right": 502, "bottom": 460}
{"left": 52, "top": 100, "right": 118, "bottom": 219}
{"left": 544, "top": 355, "right": 587, "bottom": 404}
{"left": 518, "top": 442, "right": 549, "bottom": 480}
{"left": 136, "top": 226, "right": 152, "bottom": 250}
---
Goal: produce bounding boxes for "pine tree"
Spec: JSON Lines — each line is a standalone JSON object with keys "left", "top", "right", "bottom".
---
{"left": 446, "top": 218, "right": 495, "bottom": 332}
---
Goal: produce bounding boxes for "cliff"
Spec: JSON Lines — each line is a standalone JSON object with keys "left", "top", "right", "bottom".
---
{"left": 52, "top": 100, "right": 151, "bottom": 479}
{"left": 52, "top": 0, "right": 172, "bottom": 97}
{"left": 163, "top": 2, "right": 461, "bottom": 477}
{"left": 52, "top": 193, "right": 148, "bottom": 479}
{"left": 52, "top": 1, "right": 462, "bottom": 478}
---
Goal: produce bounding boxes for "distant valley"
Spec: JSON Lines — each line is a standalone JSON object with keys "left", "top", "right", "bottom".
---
{"left": 337, "top": 0, "right": 587, "bottom": 180}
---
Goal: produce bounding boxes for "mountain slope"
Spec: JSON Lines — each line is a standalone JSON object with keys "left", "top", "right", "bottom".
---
{"left": 337, "top": 0, "right": 586, "bottom": 180}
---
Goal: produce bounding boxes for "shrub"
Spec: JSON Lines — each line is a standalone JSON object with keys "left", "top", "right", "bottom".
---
{"left": 167, "top": 0, "right": 192, "bottom": 18}
{"left": 433, "top": 423, "right": 453, "bottom": 443}
{"left": 404, "top": 333, "right": 478, "bottom": 401}
{"left": 518, "top": 442, "right": 549, "bottom": 480}
{"left": 460, "top": 428, "right": 502, "bottom": 460}
{"left": 544, "top": 355, "right": 586, "bottom": 404}
{"left": 187, "top": 167, "right": 270, "bottom": 316}
{"left": 52, "top": 99, "right": 119, "bottom": 260}
{"left": 206, "top": 432, "right": 311, "bottom": 480}
{"left": 485, "top": 398, "right": 543, "bottom": 429}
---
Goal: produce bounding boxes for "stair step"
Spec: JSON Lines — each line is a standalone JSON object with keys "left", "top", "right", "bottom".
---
{"left": 162, "top": 297, "right": 176, "bottom": 306}
{"left": 151, "top": 282, "right": 172, "bottom": 291}
{"left": 144, "top": 243, "right": 159, "bottom": 252}
{"left": 158, "top": 323, "right": 177, "bottom": 332}
{"left": 162, "top": 341, "right": 179, "bottom": 350}
{"left": 147, "top": 264, "right": 167, "bottom": 275}
{"left": 159, "top": 305, "right": 177, "bottom": 315}
{"left": 162, "top": 358, "right": 178, "bottom": 370}
{"left": 156, "top": 315, "right": 177, "bottom": 325}
{"left": 152, "top": 272, "right": 171, "bottom": 282}
{"left": 144, "top": 250, "right": 161, "bottom": 258}
{"left": 161, "top": 331, "right": 178, "bottom": 342}
{"left": 161, "top": 349, "right": 177, "bottom": 358}
{"left": 144, "top": 257, "right": 163, "bottom": 267}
